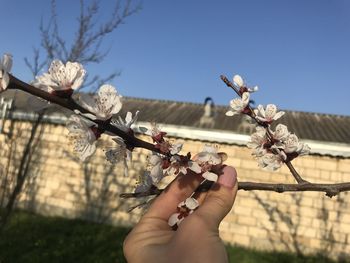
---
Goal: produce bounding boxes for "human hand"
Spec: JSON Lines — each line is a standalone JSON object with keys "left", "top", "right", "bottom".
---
{"left": 123, "top": 166, "right": 238, "bottom": 263}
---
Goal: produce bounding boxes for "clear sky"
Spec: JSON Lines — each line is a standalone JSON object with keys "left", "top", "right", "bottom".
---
{"left": 1, "top": 0, "right": 350, "bottom": 116}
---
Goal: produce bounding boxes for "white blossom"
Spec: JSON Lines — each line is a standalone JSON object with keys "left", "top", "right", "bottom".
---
{"left": 66, "top": 115, "right": 97, "bottom": 162}
{"left": 165, "top": 156, "right": 187, "bottom": 176}
{"left": 105, "top": 137, "right": 131, "bottom": 177}
{"left": 149, "top": 154, "right": 164, "bottom": 183}
{"left": 168, "top": 213, "right": 184, "bottom": 227}
{"left": 283, "top": 134, "right": 300, "bottom": 153}
{"left": 0, "top": 53, "right": 13, "bottom": 92}
{"left": 178, "top": 197, "right": 199, "bottom": 210}
{"left": 33, "top": 60, "right": 86, "bottom": 93}
{"left": 170, "top": 143, "right": 183, "bottom": 155}
{"left": 282, "top": 133, "right": 310, "bottom": 156}
{"left": 194, "top": 145, "right": 222, "bottom": 182}
{"left": 258, "top": 153, "right": 284, "bottom": 171}
{"left": 165, "top": 155, "right": 202, "bottom": 177}
{"left": 225, "top": 92, "right": 250, "bottom": 116}
{"left": 273, "top": 124, "right": 290, "bottom": 141}
{"left": 111, "top": 111, "right": 139, "bottom": 132}
{"left": 188, "top": 161, "right": 202, "bottom": 173}
{"left": 135, "top": 172, "right": 153, "bottom": 193}
{"left": 254, "top": 104, "right": 285, "bottom": 123}
{"left": 78, "top": 84, "right": 122, "bottom": 120}
{"left": 247, "top": 127, "right": 267, "bottom": 157}
{"left": 202, "top": 171, "right": 218, "bottom": 182}
{"left": 168, "top": 197, "right": 199, "bottom": 227}
{"left": 297, "top": 142, "right": 311, "bottom": 156}
{"left": 233, "top": 74, "right": 258, "bottom": 93}
{"left": 196, "top": 145, "right": 222, "bottom": 165}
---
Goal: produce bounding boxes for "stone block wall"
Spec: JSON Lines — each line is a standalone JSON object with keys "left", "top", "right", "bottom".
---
{"left": 1, "top": 119, "right": 350, "bottom": 259}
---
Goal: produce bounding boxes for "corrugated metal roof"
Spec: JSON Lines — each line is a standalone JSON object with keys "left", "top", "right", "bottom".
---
{"left": 117, "top": 97, "right": 350, "bottom": 144}
{"left": 2, "top": 90, "right": 350, "bottom": 144}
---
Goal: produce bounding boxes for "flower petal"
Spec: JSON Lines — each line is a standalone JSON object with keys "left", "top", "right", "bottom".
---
{"left": 168, "top": 213, "right": 181, "bottom": 227}
{"left": 202, "top": 171, "right": 218, "bottom": 182}
{"left": 185, "top": 197, "right": 199, "bottom": 210}
{"left": 233, "top": 75, "right": 244, "bottom": 87}
{"left": 188, "top": 161, "right": 202, "bottom": 173}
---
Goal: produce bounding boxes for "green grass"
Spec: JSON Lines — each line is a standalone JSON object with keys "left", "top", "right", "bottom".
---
{"left": 0, "top": 211, "right": 130, "bottom": 263}
{"left": 0, "top": 210, "right": 341, "bottom": 263}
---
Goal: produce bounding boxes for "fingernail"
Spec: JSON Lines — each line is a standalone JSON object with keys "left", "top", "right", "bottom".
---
{"left": 218, "top": 166, "right": 237, "bottom": 188}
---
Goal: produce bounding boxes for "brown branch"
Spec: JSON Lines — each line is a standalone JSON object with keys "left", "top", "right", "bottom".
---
{"left": 285, "top": 161, "right": 308, "bottom": 184}
{"left": 238, "top": 182, "right": 350, "bottom": 198}
{"left": 7, "top": 74, "right": 159, "bottom": 153}
{"left": 120, "top": 181, "right": 350, "bottom": 199}
{"left": 7, "top": 74, "right": 350, "bottom": 198}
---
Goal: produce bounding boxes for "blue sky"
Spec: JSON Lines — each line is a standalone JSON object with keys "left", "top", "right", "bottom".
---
{"left": 1, "top": 0, "right": 350, "bottom": 116}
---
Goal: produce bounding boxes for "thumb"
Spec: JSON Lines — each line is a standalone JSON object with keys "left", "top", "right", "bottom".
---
{"left": 195, "top": 166, "right": 238, "bottom": 230}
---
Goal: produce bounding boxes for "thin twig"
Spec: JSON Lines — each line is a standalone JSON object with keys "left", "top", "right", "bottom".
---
{"left": 121, "top": 181, "right": 350, "bottom": 199}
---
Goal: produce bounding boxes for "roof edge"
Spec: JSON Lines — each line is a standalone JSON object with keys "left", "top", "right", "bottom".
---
{"left": 3, "top": 111, "right": 350, "bottom": 158}
{"left": 136, "top": 122, "right": 350, "bottom": 158}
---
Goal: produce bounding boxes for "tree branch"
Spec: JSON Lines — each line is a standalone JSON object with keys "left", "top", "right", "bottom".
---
{"left": 120, "top": 181, "right": 350, "bottom": 199}
{"left": 7, "top": 74, "right": 350, "bottom": 198}
{"left": 7, "top": 74, "right": 158, "bottom": 153}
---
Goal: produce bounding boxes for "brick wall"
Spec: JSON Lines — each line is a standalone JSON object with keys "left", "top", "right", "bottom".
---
{"left": 1, "top": 120, "right": 350, "bottom": 259}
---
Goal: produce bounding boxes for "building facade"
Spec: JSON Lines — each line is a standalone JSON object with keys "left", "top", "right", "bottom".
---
{"left": 1, "top": 91, "right": 350, "bottom": 259}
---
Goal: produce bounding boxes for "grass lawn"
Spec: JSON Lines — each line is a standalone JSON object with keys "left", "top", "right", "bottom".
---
{"left": 0, "top": 210, "right": 340, "bottom": 263}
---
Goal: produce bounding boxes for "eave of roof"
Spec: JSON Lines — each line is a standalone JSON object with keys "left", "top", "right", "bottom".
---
{"left": 1, "top": 90, "right": 350, "bottom": 157}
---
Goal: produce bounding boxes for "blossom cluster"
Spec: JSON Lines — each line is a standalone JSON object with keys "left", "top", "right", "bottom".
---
{"left": 135, "top": 136, "right": 224, "bottom": 194}
{"left": 0, "top": 54, "right": 312, "bottom": 229}
{"left": 31, "top": 59, "right": 138, "bottom": 177}
{"left": 248, "top": 125, "right": 310, "bottom": 170}
{"left": 168, "top": 197, "right": 199, "bottom": 229}
{"left": 225, "top": 74, "right": 310, "bottom": 170}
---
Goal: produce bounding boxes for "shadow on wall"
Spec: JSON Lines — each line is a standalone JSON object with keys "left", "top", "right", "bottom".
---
{"left": 0, "top": 113, "right": 45, "bottom": 229}
{"left": 62, "top": 145, "right": 149, "bottom": 225}
{"left": 253, "top": 191, "right": 350, "bottom": 261}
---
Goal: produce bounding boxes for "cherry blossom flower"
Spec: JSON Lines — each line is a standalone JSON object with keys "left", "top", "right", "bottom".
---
{"left": 78, "top": 84, "right": 122, "bottom": 120}
{"left": 254, "top": 104, "right": 285, "bottom": 123}
{"left": 170, "top": 142, "right": 183, "bottom": 155}
{"left": 135, "top": 172, "right": 154, "bottom": 193}
{"left": 168, "top": 197, "right": 199, "bottom": 228}
{"left": 282, "top": 134, "right": 299, "bottom": 153}
{"left": 194, "top": 145, "right": 223, "bottom": 182}
{"left": 165, "top": 155, "right": 202, "bottom": 176}
{"left": 296, "top": 142, "right": 311, "bottom": 156}
{"left": 178, "top": 197, "right": 199, "bottom": 210}
{"left": 202, "top": 171, "right": 219, "bottom": 181}
{"left": 33, "top": 60, "right": 86, "bottom": 94}
{"left": 66, "top": 115, "right": 98, "bottom": 162}
{"left": 282, "top": 133, "right": 311, "bottom": 157}
{"left": 247, "top": 127, "right": 268, "bottom": 157}
{"left": 148, "top": 123, "right": 167, "bottom": 143}
{"left": 225, "top": 92, "right": 250, "bottom": 116}
{"left": 165, "top": 156, "right": 187, "bottom": 176}
{"left": 105, "top": 137, "right": 132, "bottom": 177}
{"left": 273, "top": 124, "right": 290, "bottom": 141}
{"left": 196, "top": 145, "right": 222, "bottom": 165}
{"left": 0, "top": 53, "right": 13, "bottom": 92}
{"left": 149, "top": 154, "right": 164, "bottom": 183}
{"left": 257, "top": 152, "right": 284, "bottom": 171}
{"left": 233, "top": 74, "right": 258, "bottom": 93}
{"left": 111, "top": 111, "right": 139, "bottom": 133}
{"left": 168, "top": 213, "right": 184, "bottom": 228}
